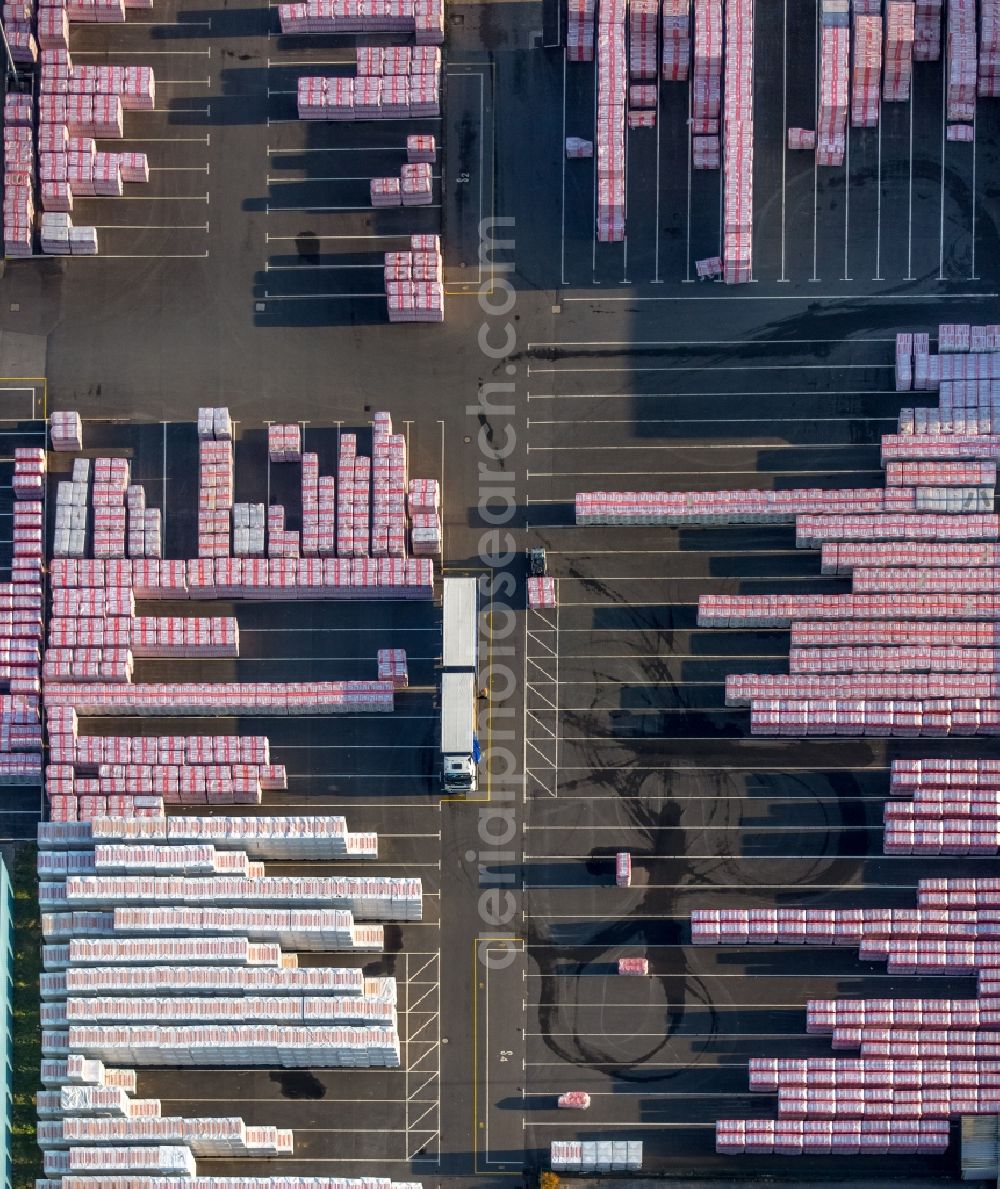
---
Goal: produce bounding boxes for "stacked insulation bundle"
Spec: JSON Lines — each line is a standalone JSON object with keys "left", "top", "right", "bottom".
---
{"left": 384, "top": 233, "right": 444, "bottom": 323}
{"left": 851, "top": 12, "right": 882, "bottom": 127}
{"left": 629, "top": 0, "right": 658, "bottom": 80}
{"left": 36, "top": 44, "right": 154, "bottom": 227}
{"left": 722, "top": 0, "right": 752, "bottom": 282}
{"left": 278, "top": 0, "right": 443, "bottom": 41}
{"left": 4, "top": 94, "right": 35, "bottom": 257}
{"left": 232, "top": 504, "right": 265, "bottom": 556}
{"left": 980, "top": 0, "right": 1000, "bottom": 95}
{"left": 370, "top": 177, "right": 401, "bottom": 207}
{"left": 0, "top": 450, "right": 46, "bottom": 785}
{"left": 566, "top": 0, "right": 595, "bottom": 60}
{"left": 267, "top": 423, "right": 302, "bottom": 463}
{"left": 50, "top": 411, "right": 83, "bottom": 452}
{"left": 377, "top": 648, "right": 409, "bottom": 687}
{"left": 946, "top": 0, "right": 977, "bottom": 121}
{"left": 3, "top": 0, "right": 38, "bottom": 61}
{"left": 401, "top": 162, "right": 433, "bottom": 204}
{"left": 370, "top": 412, "right": 408, "bottom": 557}
{"left": 91, "top": 457, "right": 129, "bottom": 560}
{"left": 914, "top": 0, "right": 942, "bottom": 61}
{"left": 527, "top": 577, "right": 557, "bottom": 608}
{"left": 406, "top": 133, "right": 436, "bottom": 162}
{"left": 886, "top": 758, "right": 1000, "bottom": 855}
{"left": 883, "top": 0, "right": 915, "bottom": 101}
{"left": 265, "top": 506, "right": 297, "bottom": 557}
{"left": 197, "top": 411, "right": 233, "bottom": 559}
{"left": 817, "top": 0, "right": 849, "bottom": 164}
{"left": 35, "top": 827, "right": 417, "bottom": 1130}
{"left": 43, "top": 722, "right": 282, "bottom": 818}
{"left": 408, "top": 477, "right": 441, "bottom": 557}
{"left": 661, "top": 0, "right": 691, "bottom": 81}
{"left": 595, "top": 0, "right": 627, "bottom": 240}
{"left": 296, "top": 48, "right": 441, "bottom": 120}
{"left": 691, "top": 0, "right": 722, "bottom": 169}
{"left": 53, "top": 458, "right": 90, "bottom": 559}
{"left": 576, "top": 325, "right": 1000, "bottom": 736}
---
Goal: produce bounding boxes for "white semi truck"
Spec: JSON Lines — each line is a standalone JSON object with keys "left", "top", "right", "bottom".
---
{"left": 440, "top": 577, "right": 480, "bottom": 794}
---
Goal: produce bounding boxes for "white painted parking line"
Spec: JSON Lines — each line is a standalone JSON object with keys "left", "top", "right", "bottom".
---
{"left": 938, "top": 58, "right": 947, "bottom": 280}
{"left": 70, "top": 48, "right": 211, "bottom": 55}
{"left": 526, "top": 335, "right": 898, "bottom": 347}
{"left": 268, "top": 261, "right": 383, "bottom": 271}
{"left": 563, "top": 289, "right": 998, "bottom": 301}
{"left": 527, "top": 387, "right": 894, "bottom": 400}
{"left": 268, "top": 146, "right": 410, "bottom": 154}
{"left": 84, "top": 194, "right": 209, "bottom": 201}
{"left": 591, "top": 64, "right": 597, "bottom": 279}
{"left": 811, "top": 0, "right": 819, "bottom": 281}
{"left": 779, "top": 0, "right": 788, "bottom": 282}
{"left": 267, "top": 204, "right": 441, "bottom": 212}
{"left": 90, "top": 223, "right": 209, "bottom": 230}
{"left": 120, "top": 136, "right": 211, "bottom": 144}
{"left": 842, "top": 121, "right": 851, "bottom": 281}
{"left": 906, "top": 66, "right": 915, "bottom": 279}
{"left": 560, "top": 50, "right": 567, "bottom": 287}
{"left": 971, "top": 109, "right": 979, "bottom": 279}
{"left": 267, "top": 234, "right": 411, "bottom": 243}
{"left": 64, "top": 252, "right": 210, "bottom": 259}
{"left": 530, "top": 439, "right": 887, "bottom": 449}
{"left": 873, "top": 106, "right": 883, "bottom": 281}
{"left": 267, "top": 175, "right": 441, "bottom": 184}
{"left": 260, "top": 292, "right": 386, "bottom": 301}
{"left": 526, "top": 361, "right": 893, "bottom": 375}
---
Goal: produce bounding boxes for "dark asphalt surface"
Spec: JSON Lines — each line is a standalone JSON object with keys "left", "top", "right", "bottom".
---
{"left": 3, "top": 0, "right": 999, "bottom": 1181}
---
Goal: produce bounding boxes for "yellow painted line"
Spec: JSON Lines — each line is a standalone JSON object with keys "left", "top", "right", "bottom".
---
{"left": 0, "top": 377, "right": 47, "bottom": 418}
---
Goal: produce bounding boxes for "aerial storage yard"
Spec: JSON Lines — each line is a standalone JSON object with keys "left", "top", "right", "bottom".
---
{"left": 3, "top": 0, "right": 1000, "bottom": 1184}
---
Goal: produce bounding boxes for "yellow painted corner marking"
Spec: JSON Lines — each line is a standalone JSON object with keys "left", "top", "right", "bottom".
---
{"left": 0, "top": 378, "right": 47, "bottom": 418}
{"left": 473, "top": 936, "right": 525, "bottom": 1175}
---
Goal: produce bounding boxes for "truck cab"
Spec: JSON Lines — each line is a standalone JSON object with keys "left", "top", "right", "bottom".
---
{"left": 443, "top": 753, "right": 477, "bottom": 793}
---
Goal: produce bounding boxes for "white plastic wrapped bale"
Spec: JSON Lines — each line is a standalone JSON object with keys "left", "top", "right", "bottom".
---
{"left": 661, "top": 0, "right": 690, "bottom": 80}
{"left": 629, "top": 0, "right": 657, "bottom": 78}
{"left": 551, "top": 1139, "right": 642, "bottom": 1170}
{"left": 66, "top": 938, "right": 287, "bottom": 965}
{"left": 722, "top": 0, "right": 753, "bottom": 282}
{"left": 64, "top": 965, "right": 369, "bottom": 996}
{"left": 566, "top": 0, "right": 595, "bottom": 59}
{"left": 914, "top": 0, "right": 942, "bottom": 60}
{"left": 370, "top": 176, "right": 401, "bottom": 207}
{"left": 884, "top": 0, "right": 915, "bottom": 100}
{"left": 817, "top": 12, "right": 848, "bottom": 163}
{"left": 68, "top": 1024, "right": 401, "bottom": 1067}
{"left": 410, "top": 513, "right": 442, "bottom": 555}
{"left": 56, "top": 1179, "right": 423, "bottom": 1189}
{"left": 50, "top": 411, "right": 84, "bottom": 451}
{"left": 400, "top": 162, "right": 432, "bottom": 206}
{"left": 267, "top": 423, "right": 302, "bottom": 463}
{"left": 57, "top": 1116, "right": 289, "bottom": 1157}
{"left": 595, "top": 0, "right": 627, "bottom": 240}
{"left": 65, "top": 1147, "right": 198, "bottom": 1176}
{"left": 527, "top": 577, "right": 557, "bottom": 608}
{"left": 565, "top": 136, "right": 593, "bottom": 157}
{"left": 94, "top": 816, "right": 353, "bottom": 860}
{"left": 851, "top": 13, "right": 881, "bottom": 127}
{"left": 946, "top": 0, "right": 976, "bottom": 120}
{"left": 406, "top": 133, "right": 435, "bottom": 162}
{"left": 110, "top": 907, "right": 384, "bottom": 950}
{"left": 65, "top": 995, "right": 397, "bottom": 1026}
{"left": 63, "top": 874, "right": 423, "bottom": 920}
